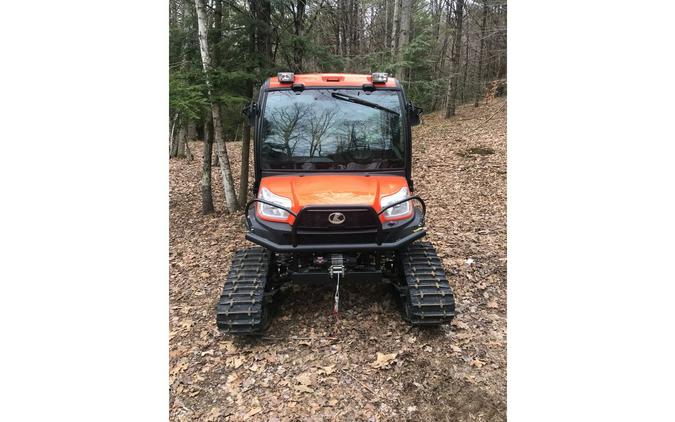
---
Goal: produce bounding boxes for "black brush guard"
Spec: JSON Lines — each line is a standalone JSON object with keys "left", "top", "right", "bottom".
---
{"left": 244, "top": 196, "right": 427, "bottom": 252}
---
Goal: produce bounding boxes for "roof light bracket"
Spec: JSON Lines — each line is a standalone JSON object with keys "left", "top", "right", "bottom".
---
{"left": 362, "top": 83, "right": 375, "bottom": 92}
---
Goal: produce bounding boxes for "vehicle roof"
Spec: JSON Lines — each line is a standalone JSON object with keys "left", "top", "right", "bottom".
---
{"left": 266, "top": 73, "right": 399, "bottom": 89}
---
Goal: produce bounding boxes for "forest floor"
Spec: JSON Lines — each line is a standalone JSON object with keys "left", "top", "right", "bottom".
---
{"left": 170, "top": 98, "right": 507, "bottom": 421}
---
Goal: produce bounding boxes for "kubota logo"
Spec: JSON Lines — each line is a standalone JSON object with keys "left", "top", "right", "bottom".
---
{"left": 328, "top": 212, "right": 346, "bottom": 225}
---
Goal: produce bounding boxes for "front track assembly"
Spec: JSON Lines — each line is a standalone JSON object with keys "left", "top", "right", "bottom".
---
{"left": 396, "top": 241, "right": 455, "bottom": 325}
{"left": 216, "top": 247, "right": 274, "bottom": 335}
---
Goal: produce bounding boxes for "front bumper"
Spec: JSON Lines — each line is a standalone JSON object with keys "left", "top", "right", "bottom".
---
{"left": 244, "top": 205, "right": 427, "bottom": 253}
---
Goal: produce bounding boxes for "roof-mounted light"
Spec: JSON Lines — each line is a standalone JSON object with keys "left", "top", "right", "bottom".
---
{"left": 372, "top": 72, "right": 388, "bottom": 84}
{"left": 277, "top": 72, "right": 294, "bottom": 83}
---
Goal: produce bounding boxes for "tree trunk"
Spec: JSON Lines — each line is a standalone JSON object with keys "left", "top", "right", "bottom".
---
{"left": 250, "top": 0, "right": 273, "bottom": 73}
{"left": 195, "top": 0, "right": 238, "bottom": 212}
{"left": 461, "top": 33, "right": 469, "bottom": 103}
{"left": 474, "top": 0, "right": 488, "bottom": 107}
{"left": 390, "top": 0, "right": 400, "bottom": 57}
{"left": 169, "top": 112, "right": 179, "bottom": 157}
{"left": 384, "top": 0, "right": 390, "bottom": 50}
{"left": 177, "top": 124, "right": 187, "bottom": 158}
{"left": 240, "top": 122, "right": 251, "bottom": 208}
{"left": 292, "top": 0, "right": 307, "bottom": 72}
{"left": 184, "top": 136, "right": 194, "bottom": 161}
{"left": 445, "top": 0, "right": 464, "bottom": 118}
{"left": 186, "top": 120, "right": 197, "bottom": 141}
{"left": 201, "top": 117, "right": 215, "bottom": 214}
{"left": 397, "top": 0, "right": 412, "bottom": 82}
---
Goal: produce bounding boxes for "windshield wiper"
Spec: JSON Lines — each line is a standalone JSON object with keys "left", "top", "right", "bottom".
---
{"left": 331, "top": 92, "right": 400, "bottom": 115}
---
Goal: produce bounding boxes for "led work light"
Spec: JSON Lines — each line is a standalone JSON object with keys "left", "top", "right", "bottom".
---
{"left": 371, "top": 72, "right": 388, "bottom": 83}
{"left": 277, "top": 72, "right": 295, "bottom": 83}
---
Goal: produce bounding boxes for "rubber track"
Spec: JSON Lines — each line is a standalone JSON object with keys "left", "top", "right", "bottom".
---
{"left": 216, "top": 247, "right": 271, "bottom": 335}
{"left": 400, "top": 241, "right": 455, "bottom": 325}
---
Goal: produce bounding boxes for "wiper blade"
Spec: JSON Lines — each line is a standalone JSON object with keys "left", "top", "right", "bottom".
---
{"left": 331, "top": 92, "right": 400, "bottom": 115}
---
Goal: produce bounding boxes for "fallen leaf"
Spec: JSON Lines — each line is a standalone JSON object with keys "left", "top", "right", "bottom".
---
{"left": 450, "top": 345, "right": 462, "bottom": 353}
{"left": 454, "top": 332, "right": 472, "bottom": 341}
{"left": 179, "top": 319, "right": 194, "bottom": 329}
{"left": 246, "top": 406, "right": 262, "bottom": 418}
{"left": 452, "top": 319, "right": 470, "bottom": 330}
{"left": 318, "top": 365, "right": 336, "bottom": 375}
{"left": 204, "top": 407, "right": 222, "bottom": 422}
{"left": 218, "top": 342, "right": 236, "bottom": 354}
{"left": 487, "top": 301, "right": 499, "bottom": 309}
{"left": 370, "top": 352, "right": 398, "bottom": 369}
{"left": 295, "top": 372, "right": 313, "bottom": 386}
{"left": 294, "top": 384, "right": 314, "bottom": 394}
{"left": 226, "top": 356, "right": 244, "bottom": 369}
{"left": 470, "top": 358, "right": 486, "bottom": 368}
{"left": 245, "top": 398, "right": 263, "bottom": 417}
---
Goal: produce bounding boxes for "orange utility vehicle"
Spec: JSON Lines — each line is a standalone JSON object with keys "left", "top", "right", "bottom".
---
{"left": 217, "top": 72, "right": 455, "bottom": 335}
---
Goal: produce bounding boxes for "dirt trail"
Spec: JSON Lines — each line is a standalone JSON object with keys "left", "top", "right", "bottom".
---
{"left": 170, "top": 98, "right": 507, "bottom": 421}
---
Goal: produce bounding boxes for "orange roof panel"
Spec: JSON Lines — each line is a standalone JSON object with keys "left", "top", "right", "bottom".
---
{"left": 267, "top": 73, "right": 399, "bottom": 89}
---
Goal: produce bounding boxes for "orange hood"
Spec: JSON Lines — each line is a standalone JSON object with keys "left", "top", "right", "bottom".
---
{"left": 258, "top": 174, "right": 410, "bottom": 222}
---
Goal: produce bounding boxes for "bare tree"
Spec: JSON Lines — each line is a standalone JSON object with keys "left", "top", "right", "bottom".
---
{"left": 176, "top": 123, "right": 188, "bottom": 158}
{"left": 390, "top": 0, "right": 400, "bottom": 57}
{"left": 201, "top": 116, "right": 215, "bottom": 214}
{"left": 272, "top": 104, "right": 308, "bottom": 156}
{"left": 195, "top": 0, "right": 239, "bottom": 212}
{"left": 474, "top": 0, "right": 489, "bottom": 107}
{"left": 291, "top": 0, "right": 308, "bottom": 72}
{"left": 445, "top": 0, "right": 464, "bottom": 118}
{"left": 169, "top": 112, "right": 179, "bottom": 157}
{"left": 397, "top": 0, "right": 412, "bottom": 81}
{"left": 308, "top": 109, "right": 334, "bottom": 157}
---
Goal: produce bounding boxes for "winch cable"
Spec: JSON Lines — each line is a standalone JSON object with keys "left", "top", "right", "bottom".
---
{"left": 333, "top": 271, "right": 340, "bottom": 315}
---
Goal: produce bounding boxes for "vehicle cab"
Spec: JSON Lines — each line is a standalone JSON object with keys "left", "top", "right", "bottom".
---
{"left": 244, "top": 72, "right": 425, "bottom": 252}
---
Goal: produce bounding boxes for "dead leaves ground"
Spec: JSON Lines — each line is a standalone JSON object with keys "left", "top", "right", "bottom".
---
{"left": 170, "top": 98, "right": 507, "bottom": 421}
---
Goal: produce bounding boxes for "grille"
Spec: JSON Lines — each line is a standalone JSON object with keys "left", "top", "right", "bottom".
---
{"left": 295, "top": 231, "right": 378, "bottom": 245}
{"left": 294, "top": 207, "right": 380, "bottom": 231}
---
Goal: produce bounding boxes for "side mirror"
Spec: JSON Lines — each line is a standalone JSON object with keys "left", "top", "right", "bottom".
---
{"left": 242, "top": 102, "right": 258, "bottom": 126}
{"left": 407, "top": 102, "right": 422, "bottom": 126}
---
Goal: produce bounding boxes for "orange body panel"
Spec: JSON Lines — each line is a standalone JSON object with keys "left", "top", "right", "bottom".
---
{"left": 257, "top": 174, "right": 412, "bottom": 224}
{"left": 267, "top": 73, "right": 398, "bottom": 89}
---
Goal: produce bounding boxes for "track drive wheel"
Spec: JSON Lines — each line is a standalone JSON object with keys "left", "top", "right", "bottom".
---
{"left": 397, "top": 241, "right": 455, "bottom": 326}
{"left": 216, "top": 247, "right": 274, "bottom": 335}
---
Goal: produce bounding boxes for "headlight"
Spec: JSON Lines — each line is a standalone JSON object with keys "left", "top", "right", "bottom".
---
{"left": 380, "top": 187, "right": 411, "bottom": 218}
{"left": 258, "top": 187, "right": 292, "bottom": 219}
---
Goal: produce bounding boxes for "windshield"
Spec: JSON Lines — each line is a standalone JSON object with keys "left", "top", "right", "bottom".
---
{"left": 260, "top": 89, "right": 404, "bottom": 170}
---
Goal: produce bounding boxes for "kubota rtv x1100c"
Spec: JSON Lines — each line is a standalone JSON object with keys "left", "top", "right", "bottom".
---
{"left": 217, "top": 73, "right": 455, "bottom": 335}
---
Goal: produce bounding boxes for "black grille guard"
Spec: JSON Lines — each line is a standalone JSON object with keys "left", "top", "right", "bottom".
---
{"left": 245, "top": 196, "right": 426, "bottom": 247}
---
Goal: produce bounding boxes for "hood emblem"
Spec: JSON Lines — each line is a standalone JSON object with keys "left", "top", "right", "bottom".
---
{"left": 328, "top": 212, "right": 346, "bottom": 225}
